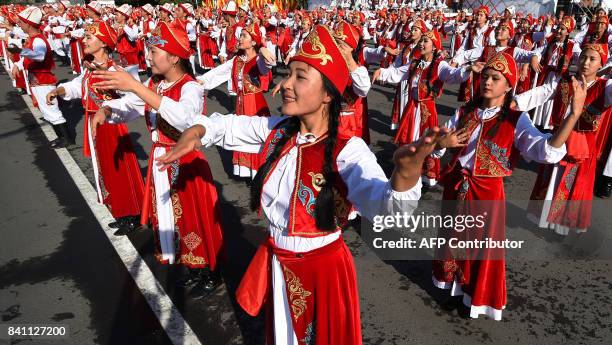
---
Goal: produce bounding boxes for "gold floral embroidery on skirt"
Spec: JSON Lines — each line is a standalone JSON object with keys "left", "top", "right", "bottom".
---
{"left": 283, "top": 266, "right": 312, "bottom": 321}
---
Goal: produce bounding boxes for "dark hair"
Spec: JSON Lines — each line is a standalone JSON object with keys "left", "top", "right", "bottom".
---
{"left": 458, "top": 73, "right": 514, "bottom": 136}
{"left": 152, "top": 57, "right": 195, "bottom": 83}
{"left": 351, "top": 36, "right": 365, "bottom": 62}
{"left": 409, "top": 49, "right": 442, "bottom": 97}
{"left": 250, "top": 75, "right": 342, "bottom": 231}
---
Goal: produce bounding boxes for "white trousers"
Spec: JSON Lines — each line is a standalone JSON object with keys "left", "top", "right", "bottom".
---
{"left": 31, "top": 85, "right": 65, "bottom": 125}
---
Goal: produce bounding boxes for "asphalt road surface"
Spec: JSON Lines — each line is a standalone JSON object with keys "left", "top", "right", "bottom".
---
{"left": 0, "top": 52, "right": 611, "bottom": 345}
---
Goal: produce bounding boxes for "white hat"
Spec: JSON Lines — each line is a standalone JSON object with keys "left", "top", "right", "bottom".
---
{"left": 59, "top": 1, "right": 71, "bottom": 10}
{"left": 239, "top": 1, "right": 250, "bottom": 13}
{"left": 87, "top": 1, "right": 103, "bottom": 15}
{"left": 267, "top": 3, "right": 277, "bottom": 14}
{"left": 178, "top": 3, "right": 194, "bottom": 16}
{"left": 18, "top": 7, "right": 43, "bottom": 27}
{"left": 505, "top": 6, "right": 516, "bottom": 15}
{"left": 141, "top": 4, "right": 154, "bottom": 16}
{"left": 116, "top": 4, "right": 132, "bottom": 18}
{"left": 222, "top": 1, "right": 238, "bottom": 15}
{"left": 160, "top": 3, "right": 174, "bottom": 15}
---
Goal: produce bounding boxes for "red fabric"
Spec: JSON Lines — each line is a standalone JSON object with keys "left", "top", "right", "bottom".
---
{"left": 231, "top": 56, "right": 271, "bottom": 175}
{"left": 537, "top": 39, "right": 574, "bottom": 86}
{"left": 433, "top": 165, "right": 507, "bottom": 313}
{"left": 141, "top": 75, "right": 223, "bottom": 269}
{"left": 198, "top": 30, "right": 219, "bottom": 68}
{"left": 236, "top": 237, "right": 362, "bottom": 345}
{"left": 116, "top": 31, "right": 140, "bottom": 65}
{"left": 69, "top": 38, "right": 83, "bottom": 74}
{"left": 23, "top": 34, "right": 57, "bottom": 86}
{"left": 339, "top": 81, "right": 369, "bottom": 144}
{"left": 259, "top": 125, "right": 351, "bottom": 237}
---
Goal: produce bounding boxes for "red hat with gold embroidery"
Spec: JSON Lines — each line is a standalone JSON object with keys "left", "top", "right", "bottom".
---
{"left": 290, "top": 25, "right": 349, "bottom": 93}
{"left": 476, "top": 6, "right": 490, "bottom": 17}
{"left": 499, "top": 19, "right": 515, "bottom": 37}
{"left": 146, "top": 21, "right": 193, "bottom": 60}
{"left": 86, "top": 20, "right": 118, "bottom": 50}
{"left": 581, "top": 42, "right": 609, "bottom": 65}
{"left": 424, "top": 29, "right": 442, "bottom": 50}
{"left": 243, "top": 22, "right": 263, "bottom": 47}
{"left": 332, "top": 20, "right": 360, "bottom": 50}
{"left": 484, "top": 52, "right": 518, "bottom": 88}
{"left": 412, "top": 19, "right": 428, "bottom": 33}
{"left": 559, "top": 15, "right": 576, "bottom": 33}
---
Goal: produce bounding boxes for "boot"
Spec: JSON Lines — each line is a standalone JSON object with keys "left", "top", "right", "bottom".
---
{"left": 596, "top": 175, "right": 612, "bottom": 198}
{"left": 189, "top": 269, "right": 222, "bottom": 299}
{"left": 112, "top": 216, "right": 141, "bottom": 236}
{"left": 108, "top": 214, "right": 140, "bottom": 229}
{"left": 176, "top": 268, "right": 202, "bottom": 288}
{"left": 49, "top": 123, "right": 74, "bottom": 149}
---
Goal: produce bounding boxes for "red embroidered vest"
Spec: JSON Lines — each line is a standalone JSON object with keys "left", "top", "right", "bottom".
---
{"left": 24, "top": 34, "right": 57, "bottom": 85}
{"left": 538, "top": 38, "right": 574, "bottom": 85}
{"left": 231, "top": 56, "right": 266, "bottom": 94}
{"left": 264, "top": 20, "right": 278, "bottom": 45}
{"left": 82, "top": 60, "right": 119, "bottom": 113}
{"left": 260, "top": 120, "right": 352, "bottom": 237}
{"left": 116, "top": 27, "right": 138, "bottom": 56}
{"left": 411, "top": 57, "right": 444, "bottom": 102}
{"left": 225, "top": 23, "right": 241, "bottom": 56}
{"left": 454, "top": 108, "right": 522, "bottom": 177}
{"left": 551, "top": 76, "right": 607, "bottom": 132}
{"left": 144, "top": 74, "right": 196, "bottom": 145}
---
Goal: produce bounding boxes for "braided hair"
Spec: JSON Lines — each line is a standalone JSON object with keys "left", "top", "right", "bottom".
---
{"left": 250, "top": 75, "right": 343, "bottom": 231}
{"left": 409, "top": 49, "right": 442, "bottom": 97}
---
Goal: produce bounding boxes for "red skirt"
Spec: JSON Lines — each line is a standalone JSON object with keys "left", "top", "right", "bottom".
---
{"left": 87, "top": 116, "right": 145, "bottom": 219}
{"left": 237, "top": 237, "right": 362, "bottom": 345}
{"left": 69, "top": 39, "right": 83, "bottom": 74}
{"left": 198, "top": 34, "right": 218, "bottom": 68}
{"left": 233, "top": 91, "right": 270, "bottom": 177}
{"left": 144, "top": 146, "right": 224, "bottom": 270}
{"left": 395, "top": 99, "right": 440, "bottom": 182}
{"left": 433, "top": 166, "right": 507, "bottom": 317}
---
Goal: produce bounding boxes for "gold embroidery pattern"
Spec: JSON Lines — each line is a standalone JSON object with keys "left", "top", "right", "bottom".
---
{"left": 180, "top": 252, "right": 207, "bottom": 266}
{"left": 283, "top": 266, "right": 312, "bottom": 321}
{"left": 171, "top": 191, "right": 183, "bottom": 220}
{"left": 87, "top": 23, "right": 105, "bottom": 38}
{"left": 297, "top": 29, "right": 333, "bottom": 66}
{"left": 183, "top": 232, "right": 202, "bottom": 251}
{"left": 485, "top": 53, "right": 512, "bottom": 76}
{"left": 475, "top": 143, "right": 507, "bottom": 176}
{"left": 308, "top": 172, "right": 326, "bottom": 192}
{"left": 560, "top": 80, "right": 570, "bottom": 116}
{"left": 332, "top": 23, "right": 348, "bottom": 40}
{"left": 420, "top": 102, "right": 432, "bottom": 124}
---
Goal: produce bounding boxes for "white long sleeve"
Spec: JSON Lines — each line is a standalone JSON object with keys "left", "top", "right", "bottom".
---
{"left": 103, "top": 91, "right": 145, "bottom": 124}
{"left": 515, "top": 77, "right": 612, "bottom": 112}
{"left": 122, "top": 24, "right": 139, "bottom": 41}
{"left": 58, "top": 72, "right": 85, "bottom": 100}
{"left": 350, "top": 66, "right": 371, "bottom": 97}
{"left": 434, "top": 107, "right": 566, "bottom": 167}
{"left": 191, "top": 114, "right": 422, "bottom": 229}
{"left": 20, "top": 37, "right": 47, "bottom": 62}
{"left": 157, "top": 81, "right": 204, "bottom": 131}
{"left": 197, "top": 57, "right": 234, "bottom": 91}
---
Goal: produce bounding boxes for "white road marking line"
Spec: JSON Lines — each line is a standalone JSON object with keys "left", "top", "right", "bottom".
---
{"left": 15, "top": 86, "right": 203, "bottom": 345}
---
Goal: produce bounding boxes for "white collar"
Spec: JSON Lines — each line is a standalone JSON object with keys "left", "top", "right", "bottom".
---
{"left": 296, "top": 132, "right": 317, "bottom": 144}
{"left": 478, "top": 106, "right": 501, "bottom": 120}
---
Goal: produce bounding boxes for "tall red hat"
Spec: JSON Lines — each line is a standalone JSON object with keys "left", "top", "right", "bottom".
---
{"left": 412, "top": 19, "right": 428, "bottom": 33}
{"left": 581, "top": 43, "right": 609, "bottom": 65}
{"left": 499, "top": 20, "right": 514, "bottom": 37}
{"left": 424, "top": 29, "right": 442, "bottom": 50}
{"left": 243, "top": 22, "right": 263, "bottom": 48}
{"left": 560, "top": 15, "right": 576, "bottom": 33}
{"left": 476, "top": 6, "right": 490, "bottom": 17}
{"left": 86, "top": 20, "right": 118, "bottom": 50}
{"left": 147, "top": 22, "right": 192, "bottom": 60}
{"left": 290, "top": 25, "right": 349, "bottom": 93}
{"left": 333, "top": 20, "right": 360, "bottom": 50}
{"left": 484, "top": 52, "right": 518, "bottom": 88}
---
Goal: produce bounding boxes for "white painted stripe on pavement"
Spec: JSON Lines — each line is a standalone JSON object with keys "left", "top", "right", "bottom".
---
{"left": 16, "top": 88, "right": 203, "bottom": 345}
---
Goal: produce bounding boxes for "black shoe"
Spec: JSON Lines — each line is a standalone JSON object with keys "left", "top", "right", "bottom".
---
{"left": 176, "top": 269, "right": 202, "bottom": 288}
{"left": 108, "top": 219, "right": 123, "bottom": 229}
{"left": 49, "top": 137, "right": 68, "bottom": 149}
{"left": 189, "top": 272, "right": 222, "bottom": 299}
{"left": 108, "top": 215, "right": 139, "bottom": 229}
{"left": 440, "top": 295, "right": 461, "bottom": 311}
{"left": 596, "top": 176, "right": 611, "bottom": 198}
{"left": 113, "top": 218, "right": 141, "bottom": 236}
{"left": 457, "top": 299, "right": 471, "bottom": 318}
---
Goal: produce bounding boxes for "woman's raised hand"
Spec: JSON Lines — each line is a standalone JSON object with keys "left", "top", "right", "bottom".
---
{"left": 393, "top": 127, "right": 446, "bottom": 171}
{"left": 436, "top": 127, "right": 470, "bottom": 149}
{"left": 92, "top": 64, "right": 137, "bottom": 92}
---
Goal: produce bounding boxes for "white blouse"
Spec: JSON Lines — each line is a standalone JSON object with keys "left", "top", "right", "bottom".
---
{"left": 192, "top": 113, "right": 422, "bottom": 246}
{"left": 433, "top": 107, "right": 567, "bottom": 169}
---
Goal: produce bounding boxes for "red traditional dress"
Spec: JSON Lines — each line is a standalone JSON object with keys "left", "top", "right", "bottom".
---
{"left": 192, "top": 113, "right": 422, "bottom": 344}
{"left": 516, "top": 75, "right": 612, "bottom": 234}
{"left": 102, "top": 74, "right": 224, "bottom": 270}
{"left": 198, "top": 54, "right": 272, "bottom": 178}
{"left": 58, "top": 60, "right": 144, "bottom": 219}
{"left": 68, "top": 25, "right": 84, "bottom": 74}
{"left": 378, "top": 56, "right": 470, "bottom": 185}
{"left": 115, "top": 24, "right": 140, "bottom": 69}
{"left": 196, "top": 18, "right": 219, "bottom": 69}
{"left": 432, "top": 106, "right": 567, "bottom": 320}
{"left": 456, "top": 23, "right": 494, "bottom": 102}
